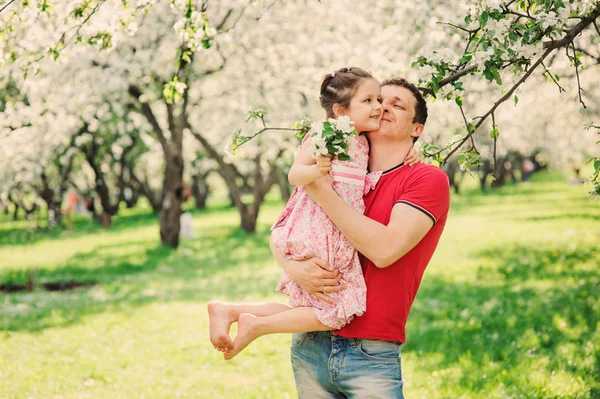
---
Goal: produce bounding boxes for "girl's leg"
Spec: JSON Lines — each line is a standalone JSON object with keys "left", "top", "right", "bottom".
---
{"left": 224, "top": 307, "right": 332, "bottom": 360}
{"left": 208, "top": 301, "right": 292, "bottom": 351}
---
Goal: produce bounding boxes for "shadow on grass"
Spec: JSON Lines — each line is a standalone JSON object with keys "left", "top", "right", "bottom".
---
{"left": 1, "top": 225, "right": 278, "bottom": 333}
{"left": 406, "top": 243, "right": 600, "bottom": 396}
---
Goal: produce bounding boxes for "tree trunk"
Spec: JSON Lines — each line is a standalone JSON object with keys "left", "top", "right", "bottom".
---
{"left": 125, "top": 191, "right": 139, "bottom": 208}
{"left": 12, "top": 203, "right": 19, "bottom": 221}
{"left": 130, "top": 169, "right": 162, "bottom": 212}
{"left": 480, "top": 159, "right": 492, "bottom": 191}
{"left": 192, "top": 175, "right": 209, "bottom": 210}
{"left": 48, "top": 204, "right": 63, "bottom": 228}
{"left": 277, "top": 168, "right": 292, "bottom": 202}
{"left": 492, "top": 158, "right": 508, "bottom": 188}
{"left": 444, "top": 161, "right": 461, "bottom": 195}
{"left": 240, "top": 209, "right": 257, "bottom": 232}
{"left": 159, "top": 154, "right": 184, "bottom": 247}
{"left": 95, "top": 176, "right": 118, "bottom": 219}
{"left": 39, "top": 172, "right": 65, "bottom": 229}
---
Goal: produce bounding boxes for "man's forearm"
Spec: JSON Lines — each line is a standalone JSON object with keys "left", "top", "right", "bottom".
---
{"left": 312, "top": 189, "right": 395, "bottom": 267}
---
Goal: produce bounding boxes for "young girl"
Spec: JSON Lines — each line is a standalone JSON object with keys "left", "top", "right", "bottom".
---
{"left": 208, "top": 67, "right": 420, "bottom": 360}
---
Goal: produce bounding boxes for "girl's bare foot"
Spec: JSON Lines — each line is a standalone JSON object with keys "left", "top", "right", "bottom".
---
{"left": 207, "top": 301, "right": 236, "bottom": 352}
{"left": 224, "top": 313, "right": 262, "bottom": 360}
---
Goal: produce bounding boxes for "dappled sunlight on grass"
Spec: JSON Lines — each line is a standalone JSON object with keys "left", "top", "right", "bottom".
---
{"left": 1, "top": 170, "right": 599, "bottom": 398}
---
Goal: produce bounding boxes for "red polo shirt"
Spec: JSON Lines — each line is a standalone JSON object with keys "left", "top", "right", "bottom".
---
{"left": 336, "top": 162, "right": 450, "bottom": 343}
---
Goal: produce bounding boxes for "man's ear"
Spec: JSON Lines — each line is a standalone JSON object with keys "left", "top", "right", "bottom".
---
{"left": 332, "top": 103, "right": 346, "bottom": 118}
{"left": 411, "top": 123, "right": 424, "bottom": 139}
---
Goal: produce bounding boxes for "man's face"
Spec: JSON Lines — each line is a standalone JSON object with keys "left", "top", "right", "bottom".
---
{"left": 373, "top": 85, "right": 423, "bottom": 142}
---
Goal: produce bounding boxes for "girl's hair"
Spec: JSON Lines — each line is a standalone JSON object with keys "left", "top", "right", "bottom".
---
{"left": 319, "top": 67, "right": 374, "bottom": 119}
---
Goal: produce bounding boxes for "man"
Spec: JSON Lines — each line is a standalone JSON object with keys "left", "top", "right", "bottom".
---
{"left": 271, "top": 78, "right": 450, "bottom": 398}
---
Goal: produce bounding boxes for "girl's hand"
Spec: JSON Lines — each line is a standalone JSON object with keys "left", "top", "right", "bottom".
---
{"left": 405, "top": 146, "right": 422, "bottom": 167}
{"left": 315, "top": 155, "right": 333, "bottom": 175}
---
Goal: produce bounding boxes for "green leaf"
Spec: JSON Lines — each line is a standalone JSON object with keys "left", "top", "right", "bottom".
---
{"left": 492, "top": 67, "right": 502, "bottom": 85}
{"left": 514, "top": 95, "right": 519, "bottom": 105}
{"left": 479, "top": 11, "right": 489, "bottom": 26}
{"left": 490, "top": 127, "right": 500, "bottom": 139}
{"left": 455, "top": 96, "right": 463, "bottom": 107}
{"left": 459, "top": 54, "right": 473, "bottom": 64}
{"left": 483, "top": 65, "right": 494, "bottom": 82}
{"left": 337, "top": 153, "right": 351, "bottom": 162}
{"left": 322, "top": 129, "right": 336, "bottom": 138}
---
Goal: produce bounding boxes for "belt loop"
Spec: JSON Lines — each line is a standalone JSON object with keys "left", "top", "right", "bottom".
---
{"left": 348, "top": 338, "right": 358, "bottom": 348}
{"left": 307, "top": 332, "right": 316, "bottom": 340}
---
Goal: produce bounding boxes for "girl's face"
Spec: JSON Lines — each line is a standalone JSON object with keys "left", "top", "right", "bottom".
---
{"left": 337, "top": 78, "right": 382, "bottom": 133}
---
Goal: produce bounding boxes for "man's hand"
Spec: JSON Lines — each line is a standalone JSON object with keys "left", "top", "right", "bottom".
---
{"left": 284, "top": 257, "right": 344, "bottom": 304}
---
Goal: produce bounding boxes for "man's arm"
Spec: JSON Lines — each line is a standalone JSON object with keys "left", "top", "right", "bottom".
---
{"left": 302, "top": 176, "right": 435, "bottom": 268}
{"left": 269, "top": 235, "right": 343, "bottom": 304}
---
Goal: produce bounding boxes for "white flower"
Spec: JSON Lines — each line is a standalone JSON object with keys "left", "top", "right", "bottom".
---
{"left": 537, "top": 11, "right": 558, "bottom": 30}
{"left": 417, "top": 64, "right": 437, "bottom": 82}
{"left": 310, "top": 137, "right": 328, "bottom": 158}
{"left": 223, "top": 140, "right": 234, "bottom": 159}
{"left": 557, "top": 4, "right": 571, "bottom": 21}
{"left": 486, "top": 0, "right": 504, "bottom": 11}
{"left": 579, "top": 0, "right": 598, "bottom": 16}
{"left": 175, "top": 81, "right": 186, "bottom": 94}
{"left": 310, "top": 121, "right": 324, "bottom": 136}
{"left": 487, "top": 18, "right": 511, "bottom": 38}
{"left": 330, "top": 115, "right": 355, "bottom": 134}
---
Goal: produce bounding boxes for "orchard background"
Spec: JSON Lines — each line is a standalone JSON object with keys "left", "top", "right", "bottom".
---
{"left": 1, "top": 1, "right": 599, "bottom": 398}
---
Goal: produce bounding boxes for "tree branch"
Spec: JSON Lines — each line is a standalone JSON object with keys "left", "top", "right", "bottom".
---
{"left": 541, "top": 61, "right": 565, "bottom": 92}
{"left": 421, "top": 8, "right": 600, "bottom": 97}
{"left": 567, "top": 43, "right": 587, "bottom": 108}
{"left": 128, "top": 84, "right": 170, "bottom": 156}
{"left": 0, "top": 0, "right": 15, "bottom": 14}
{"left": 545, "top": 9, "right": 600, "bottom": 50}
{"left": 444, "top": 46, "right": 555, "bottom": 161}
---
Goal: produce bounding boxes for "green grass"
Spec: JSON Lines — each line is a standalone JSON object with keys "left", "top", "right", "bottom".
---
{"left": 1, "top": 170, "right": 599, "bottom": 398}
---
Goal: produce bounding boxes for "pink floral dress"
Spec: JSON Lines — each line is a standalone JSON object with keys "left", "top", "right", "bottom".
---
{"left": 270, "top": 134, "right": 382, "bottom": 329}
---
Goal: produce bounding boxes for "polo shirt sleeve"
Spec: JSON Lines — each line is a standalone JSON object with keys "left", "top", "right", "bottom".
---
{"left": 395, "top": 166, "right": 450, "bottom": 225}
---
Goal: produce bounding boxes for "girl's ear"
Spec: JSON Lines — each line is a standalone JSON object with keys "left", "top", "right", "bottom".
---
{"left": 332, "top": 103, "right": 346, "bottom": 118}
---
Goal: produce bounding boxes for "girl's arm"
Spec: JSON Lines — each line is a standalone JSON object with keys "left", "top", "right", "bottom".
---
{"left": 288, "top": 136, "right": 332, "bottom": 186}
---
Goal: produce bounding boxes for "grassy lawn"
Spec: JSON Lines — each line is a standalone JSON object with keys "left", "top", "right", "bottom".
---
{"left": 1, "top": 170, "right": 599, "bottom": 398}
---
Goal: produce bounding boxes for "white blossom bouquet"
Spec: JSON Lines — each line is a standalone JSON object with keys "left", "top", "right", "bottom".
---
{"left": 309, "top": 116, "right": 358, "bottom": 161}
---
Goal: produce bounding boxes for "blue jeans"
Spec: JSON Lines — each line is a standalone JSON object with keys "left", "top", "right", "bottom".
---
{"left": 290, "top": 331, "right": 404, "bottom": 398}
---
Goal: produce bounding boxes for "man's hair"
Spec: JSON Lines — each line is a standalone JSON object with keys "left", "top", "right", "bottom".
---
{"left": 319, "top": 67, "right": 375, "bottom": 119}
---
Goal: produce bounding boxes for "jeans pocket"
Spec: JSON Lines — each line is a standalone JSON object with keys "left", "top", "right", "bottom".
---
{"left": 291, "top": 332, "right": 307, "bottom": 349}
{"left": 358, "top": 339, "right": 400, "bottom": 363}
